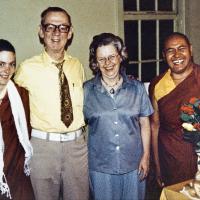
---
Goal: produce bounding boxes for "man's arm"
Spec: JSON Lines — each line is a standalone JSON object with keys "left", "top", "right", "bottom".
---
{"left": 138, "top": 116, "right": 151, "bottom": 180}
{"left": 150, "top": 94, "right": 164, "bottom": 187}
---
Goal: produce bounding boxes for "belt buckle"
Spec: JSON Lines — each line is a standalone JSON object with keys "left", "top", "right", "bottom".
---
{"left": 60, "top": 133, "right": 73, "bottom": 142}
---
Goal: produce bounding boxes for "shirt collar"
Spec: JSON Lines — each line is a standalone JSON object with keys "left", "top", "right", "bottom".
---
{"left": 92, "top": 69, "right": 131, "bottom": 92}
{"left": 42, "top": 50, "right": 71, "bottom": 67}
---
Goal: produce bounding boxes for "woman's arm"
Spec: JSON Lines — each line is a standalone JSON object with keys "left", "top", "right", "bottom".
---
{"left": 138, "top": 116, "right": 151, "bottom": 180}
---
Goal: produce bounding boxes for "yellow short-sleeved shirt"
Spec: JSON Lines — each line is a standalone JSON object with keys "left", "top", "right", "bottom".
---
{"left": 14, "top": 51, "right": 85, "bottom": 132}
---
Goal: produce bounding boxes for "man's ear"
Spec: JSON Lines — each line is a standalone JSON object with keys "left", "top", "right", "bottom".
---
{"left": 190, "top": 45, "right": 193, "bottom": 56}
{"left": 67, "top": 26, "right": 73, "bottom": 40}
{"left": 38, "top": 25, "right": 44, "bottom": 39}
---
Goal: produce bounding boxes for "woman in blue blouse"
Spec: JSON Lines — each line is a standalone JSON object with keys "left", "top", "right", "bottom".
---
{"left": 84, "top": 33, "right": 153, "bottom": 200}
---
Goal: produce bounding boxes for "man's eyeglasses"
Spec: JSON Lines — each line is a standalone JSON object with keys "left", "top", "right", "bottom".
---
{"left": 97, "top": 54, "right": 119, "bottom": 65}
{"left": 42, "top": 23, "right": 71, "bottom": 33}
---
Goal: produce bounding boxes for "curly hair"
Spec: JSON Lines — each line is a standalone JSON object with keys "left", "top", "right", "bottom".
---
{"left": 89, "top": 33, "right": 128, "bottom": 74}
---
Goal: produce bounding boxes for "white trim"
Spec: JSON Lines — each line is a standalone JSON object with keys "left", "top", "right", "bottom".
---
{"left": 156, "top": 20, "right": 160, "bottom": 75}
{"left": 177, "top": 0, "right": 186, "bottom": 33}
{"left": 115, "top": 0, "right": 124, "bottom": 39}
{"left": 124, "top": 12, "right": 177, "bottom": 20}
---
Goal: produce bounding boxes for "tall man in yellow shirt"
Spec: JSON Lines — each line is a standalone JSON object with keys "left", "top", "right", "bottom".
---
{"left": 14, "top": 7, "right": 88, "bottom": 200}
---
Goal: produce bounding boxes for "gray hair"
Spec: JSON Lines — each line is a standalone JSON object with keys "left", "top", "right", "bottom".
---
{"left": 89, "top": 33, "right": 128, "bottom": 74}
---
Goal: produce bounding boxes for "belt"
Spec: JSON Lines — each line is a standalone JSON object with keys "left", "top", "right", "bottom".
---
{"left": 31, "top": 128, "right": 82, "bottom": 142}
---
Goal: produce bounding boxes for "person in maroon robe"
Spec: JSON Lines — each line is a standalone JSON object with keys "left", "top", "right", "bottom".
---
{"left": 149, "top": 32, "right": 199, "bottom": 190}
{"left": 0, "top": 39, "right": 34, "bottom": 200}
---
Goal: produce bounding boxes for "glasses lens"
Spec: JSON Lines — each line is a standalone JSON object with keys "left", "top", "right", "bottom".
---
{"left": 43, "top": 24, "right": 55, "bottom": 32}
{"left": 97, "top": 54, "right": 119, "bottom": 65}
{"left": 59, "top": 25, "right": 70, "bottom": 33}
{"left": 109, "top": 55, "right": 118, "bottom": 61}
{"left": 42, "top": 24, "right": 70, "bottom": 33}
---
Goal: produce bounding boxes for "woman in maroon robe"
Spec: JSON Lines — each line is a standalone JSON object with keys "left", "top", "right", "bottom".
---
{"left": 0, "top": 39, "right": 34, "bottom": 200}
{"left": 0, "top": 86, "right": 34, "bottom": 200}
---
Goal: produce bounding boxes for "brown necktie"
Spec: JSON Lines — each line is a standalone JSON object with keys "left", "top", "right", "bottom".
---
{"left": 54, "top": 60, "right": 73, "bottom": 127}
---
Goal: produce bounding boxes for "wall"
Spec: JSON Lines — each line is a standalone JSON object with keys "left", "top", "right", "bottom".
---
{"left": 0, "top": 0, "right": 122, "bottom": 79}
{"left": 185, "top": 0, "right": 200, "bottom": 65}
{"left": 2, "top": 1, "right": 200, "bottom": 78}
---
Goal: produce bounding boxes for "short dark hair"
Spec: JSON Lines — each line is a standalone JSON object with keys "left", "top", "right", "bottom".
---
{"left": 163, "top": 32, "right": 191, "bottom": 50}
{"left": 89, "top": 33, "right": 128, "bottom": 74}
{"left": 40, "top": 7, "right": 72, "bottom": 26}
{"left": 0, "top": 39, "right": 15, "bottom": 53}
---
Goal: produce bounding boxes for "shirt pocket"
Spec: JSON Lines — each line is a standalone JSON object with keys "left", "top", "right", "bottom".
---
{"left": 71, "top": 83, "right": 84, "bottom": 107}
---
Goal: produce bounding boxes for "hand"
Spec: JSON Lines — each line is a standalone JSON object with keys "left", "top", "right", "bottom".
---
{"left": 24, "top": 156, "right": 31, "bottom": 176}
{"left": 155, "top": 171, "right": 165, "bottom": 187}
{"left": 138, "top": 154, "right": 149, "bottom": 181}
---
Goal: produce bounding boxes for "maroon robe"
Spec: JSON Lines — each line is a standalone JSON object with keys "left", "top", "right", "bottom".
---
{"left": 149, "top": 64, "right": 200, "bottom": 186}
{"left": 0, "top": 84, "right": 34, "bottom": 200}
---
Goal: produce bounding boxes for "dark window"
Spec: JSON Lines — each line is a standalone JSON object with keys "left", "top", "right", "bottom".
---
{"left": 158, "top": 0, "right": 173, "bottom": 11}
{"left": 123, "top": 0, "right": 178, "bottom": 81}
{"left": 142, "top": 62, "right": 156, "bottom": 82}
{"left": 140, "top": 0, "right": 155, "bottom": 11}
{"left": 123, "top": 0, "right": 137, "bottom": 11}
{"left": 124, "top": 21, "right": 138, "bottom": 61}
{"left": 141, "top": 20, "right": 156, "bottom": 60}
{"left": 159, "top": 20, "right": 174, "bottom": 58}
{"left": 126, "top": 63, "right": 138, "bottom": 78}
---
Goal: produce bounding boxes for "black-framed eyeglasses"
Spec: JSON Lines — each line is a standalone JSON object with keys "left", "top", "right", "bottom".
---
{"left": 42, "top": 23, "right": 71, "bottom": 33}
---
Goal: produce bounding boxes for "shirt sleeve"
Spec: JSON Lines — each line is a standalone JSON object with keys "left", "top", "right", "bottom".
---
{"left": 14, "top": 63, "right": 28, "bottom": 89}
{"left": 81, "top": 63, "right": 86, "bottom": 83}
{"left": 139, "top": 82, "right": 154, "bottom": 117}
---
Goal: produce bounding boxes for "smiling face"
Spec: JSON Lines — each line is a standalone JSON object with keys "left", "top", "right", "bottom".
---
{"left": 0, "top": 51, "right": 16, "bottom": 91}
{"left": 39, "top": 11, "right": 73, "bottom": 59}
{"left": 96, "top": 44, "right": 121, "bottom": 80}
{"left": 163, "top": 35, "right": 193, "bottom": 74}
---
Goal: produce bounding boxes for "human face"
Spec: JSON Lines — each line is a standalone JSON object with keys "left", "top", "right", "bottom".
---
{"left": 96, "top": 44, "right": 121, "bottom": 80}
{"left": 0, "top": 51, "right": 16, "bottom": 90}
{"left": 39, "top": 11, "right": 72, "bottom": 57}
{"left": 163, "top": 36, "right": 193, "bottom": 74}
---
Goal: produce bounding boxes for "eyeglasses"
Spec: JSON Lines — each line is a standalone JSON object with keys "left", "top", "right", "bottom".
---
{"left": 42, "top": 23, "right": 71, "bottom": 33}
{"left": 97, "top": 54, "right": 119, "bottom": 65}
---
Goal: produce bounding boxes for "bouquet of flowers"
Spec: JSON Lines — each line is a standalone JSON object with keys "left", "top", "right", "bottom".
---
{"left": 180, "top": 97, "right": 200, "bottom": 199}
{"left": 180, "top": 97, "right": 200, "bottom": 152}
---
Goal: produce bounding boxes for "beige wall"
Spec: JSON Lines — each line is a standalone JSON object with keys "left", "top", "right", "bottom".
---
{"left": 185, "top": 0, "right": 200, "bottom": 65}
{"left": 0, "top": 0, "right": 123, "bottom": 79}
{"left": 3, "top": 1, "right": 200, "bottom": 78}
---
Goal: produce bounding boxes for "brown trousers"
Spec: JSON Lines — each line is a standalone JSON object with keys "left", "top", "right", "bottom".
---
{"left": 30, "top": 134, "right": 89, "bottom": 200}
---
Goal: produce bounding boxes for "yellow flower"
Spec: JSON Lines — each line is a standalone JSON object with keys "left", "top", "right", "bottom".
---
{"left": 182, "top": 123, "right": 196, "bottom": 131}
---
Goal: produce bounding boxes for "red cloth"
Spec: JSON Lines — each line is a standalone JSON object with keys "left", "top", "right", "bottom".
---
{"left": 0, "top": 84, "right": 34, "bottom": 200}
{"left": 149, "top": 64, "right": 200, "bottom": 186}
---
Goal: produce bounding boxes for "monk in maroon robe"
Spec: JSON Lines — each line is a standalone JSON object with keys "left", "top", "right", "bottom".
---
{"left": 150, "top": 32, "right": 198, "bottom": 188}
